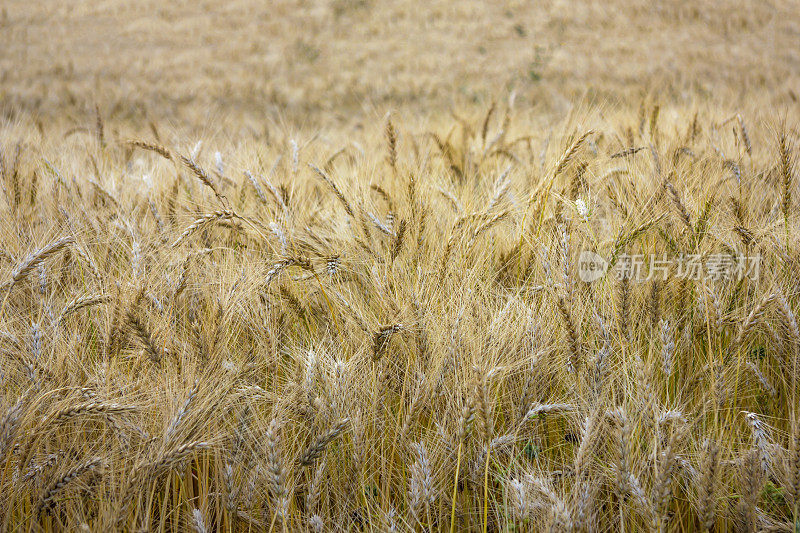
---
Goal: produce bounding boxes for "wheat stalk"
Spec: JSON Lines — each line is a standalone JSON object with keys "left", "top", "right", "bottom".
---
{"left": 36, "top": 457, "right": 102, "bottom": 517}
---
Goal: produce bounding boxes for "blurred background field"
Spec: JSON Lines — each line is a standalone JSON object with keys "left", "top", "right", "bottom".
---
{"left": 2, "top": 0, "right": 799, "bottom": 130}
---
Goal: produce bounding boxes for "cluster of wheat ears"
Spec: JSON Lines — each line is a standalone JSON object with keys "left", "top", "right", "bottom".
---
{"left": 0, "top": 102, "right": 798, "bottom": 532}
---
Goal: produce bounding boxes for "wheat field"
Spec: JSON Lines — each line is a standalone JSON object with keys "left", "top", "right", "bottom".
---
{"left": 2, "top": 1, "right": 800, "bottom": 532}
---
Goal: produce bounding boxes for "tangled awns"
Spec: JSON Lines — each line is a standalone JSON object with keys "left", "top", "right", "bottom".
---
{"left": 0, "top": 102, "right": 800, "bottom": 532}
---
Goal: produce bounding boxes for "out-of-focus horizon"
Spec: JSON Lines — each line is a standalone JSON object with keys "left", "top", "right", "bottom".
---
{"left": 2, "top": 0, "right": 799, "bottom": 130}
